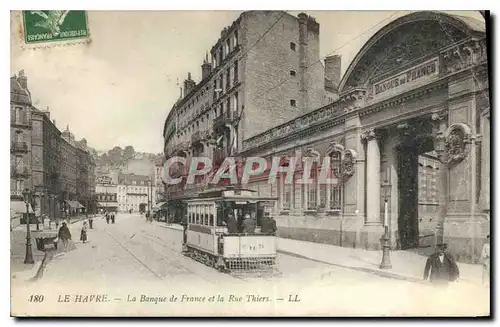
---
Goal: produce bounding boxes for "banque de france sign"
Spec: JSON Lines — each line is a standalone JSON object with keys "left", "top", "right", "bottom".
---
{"left": 372, "top": 58, "right": 439, "bottom": 99}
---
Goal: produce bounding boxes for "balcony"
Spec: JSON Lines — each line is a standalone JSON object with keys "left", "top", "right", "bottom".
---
{"left": 11, "top": 167, "right": 30, "bottom": 179}
{"left": 10, "top": 117, "right": 31, "bottom": 129}
{"left": 191, "top": 130, "right": 209, "bottom": 145}
{"left": 213, "top": 113, "right": 232, "bottom": 132}
{"left": 10, "top": 141, "right": 28, "bottom": 153}
{"left": 172, "top": 141, "right": 190, "bottom": 153}
{"left": 10, "top": 190, "right": 23, "bottom": 200}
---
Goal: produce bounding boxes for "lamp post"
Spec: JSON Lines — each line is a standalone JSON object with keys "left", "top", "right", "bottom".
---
{"left": 380, "top": 175, "right": 392, "bottom": 269}
{"left": 434, "top": 133, "right": 448, "bottom": 246}
{"left": 23, "top": 188, "right": 34, "bottom": 265}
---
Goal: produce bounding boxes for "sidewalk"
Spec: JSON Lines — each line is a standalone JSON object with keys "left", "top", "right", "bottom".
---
{"left": 159, "top": 223, "right": 485, "bottom": 285}
{"left": 277, "top": 238, "right": 484, "bottom": 285}
{"left": 10, "top": 216, "right": 91, "bottom": 280}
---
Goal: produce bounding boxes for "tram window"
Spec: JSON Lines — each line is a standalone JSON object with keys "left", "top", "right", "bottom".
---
{"left": 204, "top": 214, "right": 208, "bottom": 225}
{"left": 196, "top": 212, "right": 199, "bottom": 224}
{"left": 188, "top": 212, "right": 192, "bottom": 224}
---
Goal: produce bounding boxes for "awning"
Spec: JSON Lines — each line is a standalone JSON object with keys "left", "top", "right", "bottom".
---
{"left": 152, "top": 202, "right": 168, "bottom": 210}
{"left": 10, "top": 201, "right": 34, "bottom": 215}
{"left": 75, "top": 201, "right": 85, "bottom": 209}
{"left": 98, "top": 202, "right": 119, "bottom": 207}
{"left": 65, "top": 200, "right": 78, "bottom": 209}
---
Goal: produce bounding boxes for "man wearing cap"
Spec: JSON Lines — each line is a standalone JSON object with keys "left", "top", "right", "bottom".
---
{"left": 423, "top": 243, "right": 460, "bottom": 285}
{"left": 481, "top": 235, "right": 490, "bottom": 286}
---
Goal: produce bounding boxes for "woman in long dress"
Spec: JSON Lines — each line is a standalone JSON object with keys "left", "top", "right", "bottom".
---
{"left": 80, "top": 221, "right": 88, "bottom": 243}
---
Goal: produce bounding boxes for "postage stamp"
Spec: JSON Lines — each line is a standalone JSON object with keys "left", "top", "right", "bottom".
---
{"left": 21, "top": 10, "right": 90, "bottom": 46}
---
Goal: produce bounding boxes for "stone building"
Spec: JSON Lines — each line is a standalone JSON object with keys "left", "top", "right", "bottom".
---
{"left": 31, "top": 107, "right": 62, "bottom": 221}
{"left": 163, "top": 11, "right": 340, "bottom": 209}
{"left": 10, "top": 70, "right": 33, "bottom": 225}
{"left": 95, "top": 175, "right": 118, "bottom": 212}
{"left": 10, "top": 71, "right": 97, "bottom": 223}
{"left": 239, "top": 11, "right": 489, "bottom": 262}
{"left": 117, "top": 173, "right": 156, "bottom": 213}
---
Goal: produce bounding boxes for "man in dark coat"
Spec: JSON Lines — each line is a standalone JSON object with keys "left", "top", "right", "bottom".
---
{"left": 260, "top": 215, "right": 277, "bottom": 235}
{"left": 423, "top": 243, "right": 460, "bottom": 285}
{"left": 224, "top": 213, "right": 238, "bottom": 234}
{"left": 241, "top": 214, "right": 256, "bottom": 234}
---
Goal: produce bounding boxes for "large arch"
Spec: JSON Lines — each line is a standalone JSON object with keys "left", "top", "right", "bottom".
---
{"left": 338, "top": 11, "right": 485, "bottom": 93}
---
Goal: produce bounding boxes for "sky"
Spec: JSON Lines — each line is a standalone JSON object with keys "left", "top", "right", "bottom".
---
{"left": 10, "top": 10, "right": 483, "bottom": 153}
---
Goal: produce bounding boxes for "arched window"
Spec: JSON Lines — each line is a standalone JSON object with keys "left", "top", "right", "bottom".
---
{"left": 329, "top": 150, "right": 342, "bottom": 210}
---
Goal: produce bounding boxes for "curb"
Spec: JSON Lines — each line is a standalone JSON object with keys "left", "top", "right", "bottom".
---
{"left": 277, "top": 249, "right": 429, "bottom": 285}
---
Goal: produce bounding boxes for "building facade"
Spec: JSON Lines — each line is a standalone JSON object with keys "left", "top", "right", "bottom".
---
{"left": 95, "top": 176, "right": 118, "bottom": 212}
{"left": 240, "top": 11, "right": 490, "bottom": 262}
{"left": 162, "top": 11, "right": 490, "bottom": 263}
{"left": 10, "top": 71, "right": 97, "bottom": 224}
{"left": 117, "top": 173, "right": 156, "bottom": 213}
{"left": 163, "top": 11, "right": 340, "bottom": 205}
{"left": 31, "top": 107, "right": 62, "bottom": 220}
{"left": 10, "top": 71, "right": 33, "bottom": 201}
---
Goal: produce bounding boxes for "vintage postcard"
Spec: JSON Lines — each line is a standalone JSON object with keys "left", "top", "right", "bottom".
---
{"left": 10, "top": 10, "right": 490, "bottom": 317}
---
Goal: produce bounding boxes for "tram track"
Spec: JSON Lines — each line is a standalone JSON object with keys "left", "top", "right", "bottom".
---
{"left": 103, "top": 224, "right": 239, "bottom": 285}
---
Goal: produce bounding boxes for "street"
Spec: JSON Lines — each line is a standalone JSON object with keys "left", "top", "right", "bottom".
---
{"left": 11, "top": 213, "right": 489, "bottom": 316}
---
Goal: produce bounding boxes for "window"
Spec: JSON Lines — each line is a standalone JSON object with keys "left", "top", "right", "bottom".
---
{"left": 226, "top": 38, "right": 231, "bottom": 54}
{"left": 290, "top": 70, "right": 296, "bottom": 76}
{"left": 226, "top": 98, "right": 231, "bottom": 116}
{"left": 15, "top": 107, "right": 23, "bottom": 124}
{"left": 330, "top": 151, "right": 342, "bottom": 210}
{"left": 226, "top": 69, "right": 231, "bottom": 89}
{"left": 234, "top": 31, "right": 238, "bottom": 46}
{"left": 290, "top": 42, "right": 296, "bottom": 51}
{"left": 233, "top": 92, "right": 239, "bottom": 113}
{"left": 290, "top": 99, "right": 296, "bottom": 107}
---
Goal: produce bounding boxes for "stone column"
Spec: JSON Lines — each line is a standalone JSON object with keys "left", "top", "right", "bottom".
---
{"left": 362, "top": 129, "right": 381, "bottom": 225}
{"left": 432, "top": 112, "right": 448, "bottom": 245}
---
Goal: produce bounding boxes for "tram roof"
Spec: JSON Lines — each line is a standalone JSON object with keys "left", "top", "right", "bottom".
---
{"left": 186, "top": 187, "right": 277, "bottom": 203}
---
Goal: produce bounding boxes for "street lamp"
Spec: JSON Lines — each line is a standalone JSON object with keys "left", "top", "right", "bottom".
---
{"left": 22, "top": 188, "right": 34, "bottom": 265}
{"left": 380, "top": 175, "right": 392, "bottom": 269}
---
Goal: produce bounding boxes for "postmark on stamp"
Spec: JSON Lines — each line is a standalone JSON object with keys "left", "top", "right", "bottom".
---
{"left": 22, "top": 10, "right": 90, "bottom": 45}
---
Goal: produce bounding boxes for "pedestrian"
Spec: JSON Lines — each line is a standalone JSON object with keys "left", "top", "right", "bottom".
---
{"left": 423, "top": 243, "right": 460, "bottom": 286}
{"left": 89, "top": 217, "right": 93, "bottom": 229}
{"left": 80, "top": 221, "right": 88, "bottom": 243}
{"left": 105, "top": 212, "right": 110, "bottom": 224}
{"left": 481, "top": 235, "right": 490, "bottom": 286}
{"left": 241, "top": 213, "right": 256, "bottom": 234}
{"left": 224, "top": 213, "right": 238, "bottom": 234}
{"left": 111, "top": 212, "right": 115, "bottom": 224}
{"left": 58, "top": 221, "right": 72, "bottom": 251}
{"left": 260, "top": 214, "right": 277, "bottom": 235}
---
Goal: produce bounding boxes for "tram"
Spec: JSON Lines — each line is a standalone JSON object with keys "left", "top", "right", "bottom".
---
{"left": 183, "top": 187, "right": 278, "bottom": 273}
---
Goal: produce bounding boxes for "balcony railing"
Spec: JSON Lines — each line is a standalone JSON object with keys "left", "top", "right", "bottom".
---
{"left": 10, "top": 117, "right": 31, "bottom": 128}
{"left": 213, "top": 148, "right": 227, "bottom": 167}
{"left": 10, "top": 141, "right": 28, "bottom": 153}
{"left": 10, "top": 190, "right": 23, "bottom": 199}
{"left": 11, "top": 167, "right": 30, "bottom": 178}
{"left": 213, "top": 113, "right": 232, "bottom": 131}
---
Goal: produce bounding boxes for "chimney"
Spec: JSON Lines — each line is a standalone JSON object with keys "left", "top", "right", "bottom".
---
{"left": 17, "top": 69, "right": 27, "bottom": 89}
{"left": 324, "top": 55, "right": 341, "bottom": 92}
{"left": 52, "top": 119, "right": 56, "bottom": 126}
{"left": 201, "top": 52, "right": 212, "bottom": 80}
{"left": 43, "top": 106, "right": 50, "bottom": 120}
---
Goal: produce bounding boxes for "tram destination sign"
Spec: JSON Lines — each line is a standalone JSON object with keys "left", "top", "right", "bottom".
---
{"left": 372, "top": 58, "right": 439, "bottom": 98}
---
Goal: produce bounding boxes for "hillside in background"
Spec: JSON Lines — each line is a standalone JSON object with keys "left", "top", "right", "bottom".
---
{"left": 95, "top": 145, "right": 163, "bottom": 176}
